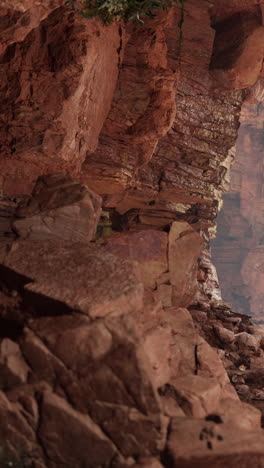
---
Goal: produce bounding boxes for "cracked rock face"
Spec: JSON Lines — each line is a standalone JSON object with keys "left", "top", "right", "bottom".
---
{"left": 166, "top": 417, "right": 264, "bottom": 468}
{"left": 12, "top": 173, "right": 102, "bottom": 242}
{"left": 1, "top": 0, "right": 264, "bottom": 467}
{"left": 0, "top": 3, "right": 121, "bottom": 194}
{"left": 1, "top": 226, "right": 264, "bottom": 467}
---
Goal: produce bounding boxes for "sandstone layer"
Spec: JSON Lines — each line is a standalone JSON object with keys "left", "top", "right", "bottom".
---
{"left": 1, "top": 0, "right": 264, "bottom": 467}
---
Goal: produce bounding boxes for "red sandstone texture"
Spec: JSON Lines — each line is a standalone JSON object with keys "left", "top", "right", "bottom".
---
{"left": 1, "top": 0, "right": 264, "bottom": 467}
{"left": 1, "top": 226, "right": 264, "bottom": 467}
{"left": 0, "top": 0, "right": 122, "bottom": 193}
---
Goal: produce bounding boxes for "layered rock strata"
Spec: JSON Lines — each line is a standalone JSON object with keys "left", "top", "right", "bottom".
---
{"left": 0, "top": 1, "right": 122, "bottom": 193}
{"left": 1, "top": 0, "right": 264, "bottom": 467}
{"left": 82, "top": 0, "right": 244, "bottom": 236}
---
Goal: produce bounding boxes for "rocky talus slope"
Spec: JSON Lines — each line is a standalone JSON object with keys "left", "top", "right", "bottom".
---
{"left": 0, "top": 1, "right": 264, "bottom": 467}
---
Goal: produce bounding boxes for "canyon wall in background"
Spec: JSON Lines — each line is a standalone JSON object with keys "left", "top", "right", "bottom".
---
{"left": 212, "top": 98, "right": 264, "bottom": 322}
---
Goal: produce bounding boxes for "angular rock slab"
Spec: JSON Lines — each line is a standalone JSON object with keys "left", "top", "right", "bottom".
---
{"left": 235, "top": 331, "right": 261, "bottom": 352}
{"left": 213, "top": 325, "right": 235, "bottom": 344}
{"left": 0, "top": 0, "right": 64, "bottom": 55}
{"left": 39, "top": 391, "right": 116, "bottom": 467}
{"left": 0, "top": 240, "right": 144, "bottom": 318}
{"left": 218, "top": 398, "right": 261, "bottom": 432}
{"left": 143, "top": 325, "right": 172, "bottom": 388}
{"left": 211, "top": 11, "right": 264, "bottom": 90}
{"left": 13, "top": 174, "right": 102, "bottom": 242}
{"left": 132, "top": 458, "right": 164, "bottom": 468}
{"left": 103, "top": 230, "right": 168, "bottom": 289}
{"left": 169, "top": 375, "right": 222, "bottom": 418}
{"left": 0, "top": 338, "right": 30, "bottom": 390}
{"left": 0, "top": 390, "right": 40, "bottom": 461}
{"left": 5, "top": 312, "right": 167, "bottom": 464}
{"left": 168, "top": 222, "right": 203, "bottom": 307}
{"left": 166, "top": 417, "right": 264, "bottom": 468}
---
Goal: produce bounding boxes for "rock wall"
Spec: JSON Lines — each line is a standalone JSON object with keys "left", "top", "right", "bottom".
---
{"left": 1, "top": 0, "right": 264, "bottom": 467}
{"left": 212, "top": 100, "right": 264, "bottom": 322}
{"left": 0, "top": 0, "right": 121, "bottom": 193}
{"left": 82, "top": 0, "right": 243, "bottom": 236}
{"left": 1, "top": 211, "right": 264, "bottom": 468}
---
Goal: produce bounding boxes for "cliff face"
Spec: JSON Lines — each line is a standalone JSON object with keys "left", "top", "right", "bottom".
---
{"left": 1, "top": 1, "right": 264, "bottom": 467}
{"left": 212, "top": 100, "right": 264, "bottom": 322}
{"left": 82, "top": 0, "right": 243, "bottom": 235}
{"left": 0, "top": 0, "right": 121, "bottom": 193}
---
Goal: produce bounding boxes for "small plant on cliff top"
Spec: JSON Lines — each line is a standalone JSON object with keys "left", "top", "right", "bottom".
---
{"left": 65, "top": 0, "right": 184, "bottom": 24}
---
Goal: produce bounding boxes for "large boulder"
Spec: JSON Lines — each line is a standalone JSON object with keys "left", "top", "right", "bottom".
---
{"left": 166, "top": 417, "right": 264, "bottom": 468}
{"left": 38, "top": 391, "right": 116, "bottom": 467}
{"left": 13, "top": 174, "right": 102, "bottom": 242}
{"left": 0, "top": 239, "right": 143, "bottom": 318}
{"left": 103, "top": 230, "right": 168, "bottom": 289}
{"left": 168, "top": 222, "right": 203, "bottom": 307}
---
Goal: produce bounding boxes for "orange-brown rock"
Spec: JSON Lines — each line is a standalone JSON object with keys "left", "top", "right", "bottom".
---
{"left": 166, "top": 417, "right": 264, "bottom": 468}
{"left": 0, "top": 228, "right": 260, "bottom": 466}
{"left": 0, "top": 299, "right": 167, "bottom": 465}
{"left": 81, "top": 0, "right": 246, "bottom": 237}
{"left": 132, "top": 458, "right": 164, "bottom": 468}
{"left": 0, "top": 390, "right": 42, "bottom": 462}
{"left": 1, "top": 0, "right": 264, "bottom": 466}
{"left": 1, "top": 0, "right": 263, "bottom": 243}
{"left": 13, "top": 173, "right": 102, "bottom": 241}
{"left": 235, "top": 331, "right": 262, "bottom": 352}
{"left": 0, "top": 240, "right": 144, "bottom": 318}
{"left": 213, "top": 325, "right": 235, "bottom": 344}
{"left": 0, "top": 0, "right": 64, "bottom": 54}
{"left": 102, "top": 230, "right": 168, "bottom": 289}
{"left": 211, "top": 3, "right": 264, "bottom": 90}
{"left": 0, "top": 338, "right": 29, "bottom": 389}
{"left": 169, "top": 221, "right": 203, "bottom": 307}
{"left": 39, "top": 390, "right": 117, "bottom": 467}
{"left": 0, "top": 188, "right": 263, "bottom": 459}
{"left": 0, "top": 5, "right": 121, "bottom": 193}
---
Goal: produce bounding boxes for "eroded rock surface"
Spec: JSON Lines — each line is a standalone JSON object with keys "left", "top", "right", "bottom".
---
{"left": 166, "top": 417, "right": 264, "bottom": 468}
{"left": 0, "top": 3, "right": 121, "bottom": 194}
{"left": 1, "top": 0, "right": 264, "bottom": 466}
{"left": 12, "top": 173, "right": 102, "bottom": 242}
{"left": 0, "top": 226, "right": 264, "bottom": 467}
{"left": 82, "top": 0, "right": 244, "bottom": 239}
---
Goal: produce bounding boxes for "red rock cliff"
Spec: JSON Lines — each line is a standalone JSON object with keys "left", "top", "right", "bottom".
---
{"left": 1, "top": 1, "right": 264, "bottom": 467}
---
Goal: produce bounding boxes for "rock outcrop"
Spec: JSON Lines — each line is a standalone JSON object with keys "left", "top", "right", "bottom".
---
{"left": 82, "top": 0, "right": 243, "bottom": 237}
{"left": 13, "top": 173, "right": 102, "bottom": 242}
{"left": 0, "top": 0, "right": 122, "bottom": 193}
{"left": 1, "top": 0, "right": 264, "bottom": 467}
{"left": 1, "top": 228, "right": 264, "bottom": 467}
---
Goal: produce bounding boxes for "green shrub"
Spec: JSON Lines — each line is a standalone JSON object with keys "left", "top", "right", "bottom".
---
{"left": 65, "top": 0, "right": 184, "bottom": 24}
